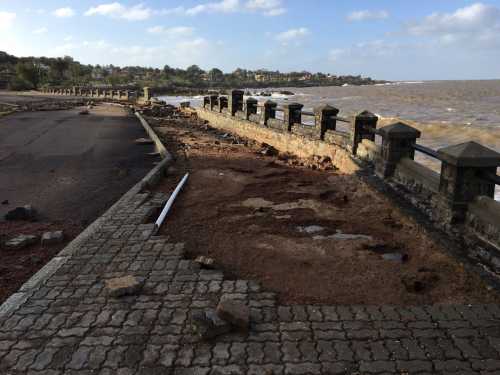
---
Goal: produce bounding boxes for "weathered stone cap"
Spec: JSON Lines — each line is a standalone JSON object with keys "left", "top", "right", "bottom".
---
{"left": 438, "top": 141, "right": 500, "bottom": 167}
{"left": 230, "top": 89, "right": 244, "bottom": 95}
{"left": 314, "top": 104, "right": 339, "bottom": 114}
{"left": 245, "top": 97, "right": 258, "bottom": 103}
{"left": 378, "top": 122, "right": 421, "bottom": 139}
{"left": 357, "top": 110, "right": 378, "bottom": 118}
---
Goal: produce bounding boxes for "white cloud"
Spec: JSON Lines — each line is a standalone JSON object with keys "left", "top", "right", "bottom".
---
{"left": 53, "top": 7, "right": 76, "bottom": 18}
{"left": 275, "top": 27, "right": 310, "bottom": 45}
{"left": 64, "top": 36, "right": 73, "bottom": 42}
{"left": 85, "top": 2, "right": 152, "bottom": 21}
{"left": 33, "top": 27, "right": 48, "bottom": 34}
{"left": 147, "top": 26, "right": 195, "bottom": 38}
{"left": 347, "top": 10, "right": 389, "bottom": 22}
{"left": 245, "top": 0, "right": 285, "bottom": 16}
{"left": 329, "top": 40, "right": 401, "bottom": 62}
{"left": 406, "top": 3, "right": 500, "bottom": 47}
{"left": 186, "top": 0, "right": 239, "bottom": 15}
{"left": 0, "top": 11, "right": 16, "bottom": 31}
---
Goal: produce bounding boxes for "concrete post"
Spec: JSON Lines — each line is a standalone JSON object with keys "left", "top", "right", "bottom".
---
{"left": 245, "top": 98, "right": 258, "bottom": 120}
{"left": 218, "top": 96, "right": 228, "bottom": 113}
{"left": 228, "top": 89, "right": 244, "bottom": 116}
{"left": 352, "top": 110, "right": 379, "bottom": 155}
{"left": 437, "top": 141, "right": 500, "bottom": 223}
{"left": 376, "top": 122, "right": 421, "bottom": 178}
{"left": 143, "top": 87, "right": 151, "bottom": 101}
{"left": 314, "top": 104, "right": 339, "bottom": 140}
{"left": 283, "top": 103, "right": 303, "bottom": 132}
{"left": 209, "top": 95, "right": 218, "bottom": 111}
{"left": 261, "top": 100, "right": 277, "bottom": 126}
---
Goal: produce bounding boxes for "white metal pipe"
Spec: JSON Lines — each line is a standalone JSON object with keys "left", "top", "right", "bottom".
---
{"left": 153, "top": 173, "right": 189, "bottom": 234}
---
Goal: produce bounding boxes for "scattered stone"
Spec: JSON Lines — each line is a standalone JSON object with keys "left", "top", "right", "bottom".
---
{"left": 216, "top": 298, "right": 250, "bottom": 330}
{"left": 402, "top": 268, "right": 439, "bottom": 293}
{"left": 297, "top": 225, "right": 326, "bottom": 234}
{"left": 5, "top": 234, "right": 39, "bottom": 250}
{"left": 135, "top": 138, "right": 154, "bottom": 145}
{"left": 194, "top": 256, "right": 215, "bottom": 269}
{"left": 260, "top": 143, "right": 279, "bottom": 157}
{"left": 5, "top": 205, "right": 36, "bottom": 221}
{"left": 191, "top": 309, "right": 232, "bottom": 340}
{"left": 1, "top": 200, "right": 8, "bottom": 205}
{"left": 382, "top": 252, "right": 409, "bottom": 263}
{"left": 105, "top": 276, "right": 144, "bottom": 297}
{"left": 79, "top": 109, "right": 89, "bottom": 115}
{"left": 41, "top": 231, "right": 64, "bottom": 246}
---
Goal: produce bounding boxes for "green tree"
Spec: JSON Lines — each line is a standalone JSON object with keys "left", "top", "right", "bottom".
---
{"left": 15, "top": 61, "right": 39, "bottom": 89}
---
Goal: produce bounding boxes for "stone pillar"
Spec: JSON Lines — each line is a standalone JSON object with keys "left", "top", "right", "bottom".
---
{"left": 218, "top": 96, "right": 228, "bottom": 113}
{"left": 143, "top": 87, "right": 151, "bottom": 101}
{"left": 124, "top": 91, "right": 130, "bottom": 101}
{"left": 72, "top": 86, "right": 76, "bottom": 96}
{"left": 314, "top": 104, "right": 339, "bottom": 140}
{"left": 209, "top": 95, "right": 218, "bottom": 111}
{"left": 352, "top": 110, "right": 379, "bottom": 155}
{"left": 245, "top": 98, "right": 258, "bottom": 120}
{"left": 228, "top": 89, "right": 244, "bottom": 116}
{"left": 261, "top": 100, "right": 277, "bottom": 126}
{"left": 283, "top": 103, "right": 303, "bottom": 132}
{"left": 203, "top": 96, "right": 210, "bottom": 109}
{"left": 376, "top": 122, "right": 421, "bottom": 178}
{"left": 437, "top": 141, "right": 500, "bottom": 223}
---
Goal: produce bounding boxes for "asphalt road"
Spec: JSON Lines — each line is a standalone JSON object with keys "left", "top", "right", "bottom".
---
{"left": 0, "top": 104, "right": 156, "bottom": 225}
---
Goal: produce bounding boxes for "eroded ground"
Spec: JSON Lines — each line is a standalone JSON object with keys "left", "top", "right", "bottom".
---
{"left": 151, "top": 114, "right": 499, "bottom": 306}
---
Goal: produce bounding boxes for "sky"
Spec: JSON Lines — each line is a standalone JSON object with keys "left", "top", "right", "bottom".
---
{"left": 1, "top": 0, "right": 500, "bottom": 80}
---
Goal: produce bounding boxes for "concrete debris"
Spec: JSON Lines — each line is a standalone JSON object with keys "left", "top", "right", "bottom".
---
{"left": 105, "top": 275, "right": 144, "bottom": 297}
{"left": 5, "top": 234, "right": 39, "bottom": 250}
{"left": 382, "top": 252, "right": 409, "bottom": 263}
{"left": 297, "top": 225, "right": 326, "bottom": 234}
{"left": 191, "top": 309, "right": 232, "bottom": 340}
{"left": 260, "top": 143, "right": 279, "bottom": 157}
{"left": 79, "top": 109, "right": 89, "bottom": 115}
{"left": 216, "top": 299, "right": 250, "bottom": 330}
{"left": 5, "top": 205, "right": 36, "bottom": 221}
{"left": 135, "top": 138, "right": 154, "bottom": 145}
{"left": 194, "top": 255, "right": 215, "bottom": 269}
{"left": 41, "top": 231, "right": 65, "bottom": 246}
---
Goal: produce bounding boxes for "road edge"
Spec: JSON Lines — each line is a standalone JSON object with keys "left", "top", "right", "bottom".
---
{"left": 0, "top": 108, "right": 172, "bottom": 318}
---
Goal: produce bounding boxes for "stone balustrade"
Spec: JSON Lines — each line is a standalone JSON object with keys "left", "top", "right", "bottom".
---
{"left": 199, "top": 90, "right": 500, "bottom": 274}
{"left": 39, "top": 86, "right": 144, "bottom": 103}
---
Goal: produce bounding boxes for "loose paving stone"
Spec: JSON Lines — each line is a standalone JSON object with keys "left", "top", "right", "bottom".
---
{"left": 4, "top": 234, "right": 39, "bottom": 249}
{"left": 41, "top": 231, "right": 65, "bottom": 246}
{"left": 105, "top": 276, "right": 144, "bottom": 297}
{"left": 191, "top": 309, "right": 232, "bottom": 340}
{"left": 216, "top": 298, "right": 250, "bottom": 330}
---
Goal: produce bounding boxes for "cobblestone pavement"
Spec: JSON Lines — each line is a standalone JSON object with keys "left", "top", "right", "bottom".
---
{"left": 2, "top": 189, "right": 500, "bottom": 374}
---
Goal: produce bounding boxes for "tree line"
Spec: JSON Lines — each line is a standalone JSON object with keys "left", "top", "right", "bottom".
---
{"left": 0, "top": 51, "right": 383, "bottom": 92}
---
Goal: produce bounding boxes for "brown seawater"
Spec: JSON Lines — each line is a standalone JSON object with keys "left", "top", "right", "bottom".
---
{"left": 161, "top": 80, "right": 500, "bottom": 198}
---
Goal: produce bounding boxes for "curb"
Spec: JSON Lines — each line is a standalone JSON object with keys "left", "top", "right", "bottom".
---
{"left": 0, "top": 107, "right": 173, "bottom": 318}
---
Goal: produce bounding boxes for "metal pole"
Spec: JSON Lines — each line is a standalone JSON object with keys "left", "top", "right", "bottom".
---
{"left": 153, "top": 173, "right": 189, "bottom": 234}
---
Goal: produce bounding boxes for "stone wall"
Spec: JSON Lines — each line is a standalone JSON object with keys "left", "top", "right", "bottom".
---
{"left": 196, "top": 91, "right": 500, "bottom": 276}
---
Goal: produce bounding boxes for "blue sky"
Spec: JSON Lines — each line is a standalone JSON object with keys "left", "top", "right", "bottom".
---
{"left": 1, "top": 0, "right": 500, "bottom": 80}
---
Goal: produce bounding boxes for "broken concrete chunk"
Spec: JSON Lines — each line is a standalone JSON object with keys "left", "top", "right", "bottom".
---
{"left": 194, "top": 256, "right": 215, "bottom": 269}
{"left": 5, "top": 205, "right": 36, "bottom": 221}
{"left": 135, "top": 138, "right": 154, "bottom": 145}
{"left": 41, "top": 231, "right": 64, "bottom": 246}
{"left": 5, "top": 234, "right": 39, "bottom": 250}
{"left": 382, "top": 252, "right": 409, "bottom": 263}
{"left": 105, "top": 276, "right": 144, "bottom": 297}
{"left": 216, "top": 298, "right": 250, "bottom": 330}
{"left": 79, "top": 109, "right": 89, "bottom": 115}
{"left": 191, "top": 309, "right": 232, "bottom": 340}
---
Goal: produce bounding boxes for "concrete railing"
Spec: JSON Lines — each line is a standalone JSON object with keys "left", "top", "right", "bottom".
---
{"left": 199, "top": 89, "right": 500, "bottom": 274}
{"left": 38, "top": 86, "right": 151, "bottom": 104}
